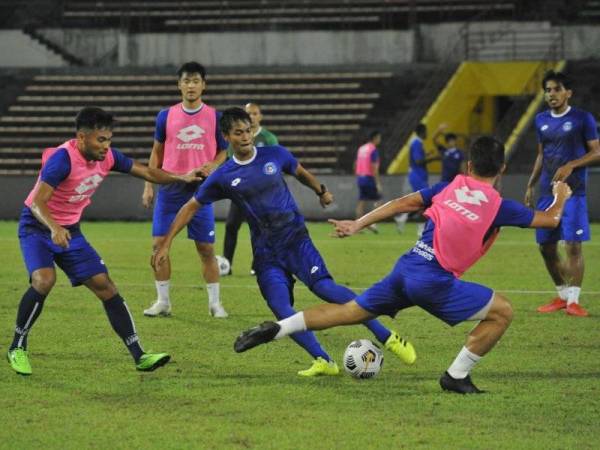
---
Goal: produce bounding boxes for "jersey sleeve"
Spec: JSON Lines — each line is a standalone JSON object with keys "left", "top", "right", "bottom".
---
{"left": 109, "top": 148, "right": 134, "bottom": 173}
{"left": 40, "top": 148, "right": 71, "bottom": 188}
{"left": 370, "top": 149, "right": 379, "bottom": 163}
{"left": 419, "top": 182, "right": 448, "bottom": 206}
{"left": 492, "top": 199, "right": 535, "bottom": 228}
{"left": 193, "top": 173, "right": 226, "bottom": 205}
{"left": 535, "top": 115, "right": 543, "bottom": 143}
{"left": 266, "top": 131, "right": 279, "bottom": 145}
{"left": 277, "top": 146, "right": 299, "bottom": 175}
{"left": 583, "top": 111, "right": 599, "bottom": 142}
{"left": 215, "top": 111, "right": 228, "bottom": 151}
{"left": 154, "top": 109, "right": 169, "bottom": 143}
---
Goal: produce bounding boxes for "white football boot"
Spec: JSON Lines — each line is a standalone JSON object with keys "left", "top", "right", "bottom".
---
{"left": 143, "top": 300, "right": 172, "bottom": 317}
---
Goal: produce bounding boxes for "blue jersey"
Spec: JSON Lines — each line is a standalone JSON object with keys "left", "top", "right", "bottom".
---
{"left": 535, "top": 107, "right": 598, "bottom": 196}
{"left": 409, "top": 138, "right": 428, "bottom": 182}
{"left": 400, "top": 182, "right": 535, "bottom": 279}
{"left": 439, "top": 147, "right": 464, "bottom": 182}
{"left": 194, "top": 146, "right": 305, "bottom": 249}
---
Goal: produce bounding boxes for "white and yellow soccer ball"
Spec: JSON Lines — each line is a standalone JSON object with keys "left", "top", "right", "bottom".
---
{"left": 215, "top": 255, "right": 231, "bottom": 276}
{"left": 343, "top": 339, "right": 384, "bottom": 379}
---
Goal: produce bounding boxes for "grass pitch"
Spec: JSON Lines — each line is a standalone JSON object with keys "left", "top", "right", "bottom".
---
{"left": 0, "top": 221, "right": 599, "bottom": 449}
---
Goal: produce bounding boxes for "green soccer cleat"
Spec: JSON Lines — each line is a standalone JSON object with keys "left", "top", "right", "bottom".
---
{"left": 7, "top": 348, "right": 32, "bottom": 376}
{"left": 135, "top": 353, "right": 171, "bottom": 372}
{"left": 297, "top": 357, "right": 340, "bottom": 377}
{"left": 385, "top": 331, "right": 417, "bottom": 365}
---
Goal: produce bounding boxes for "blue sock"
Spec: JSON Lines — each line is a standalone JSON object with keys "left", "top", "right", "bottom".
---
{"left": 311, "top": 278, "right": 391, "bottom": 344}
{"left": 102, "top": 294, "right": 144, "bottom": 362}
{"left": 10, "top": 286, "right": 47, "bottom": 351}
{"left": 260, "top": 281, "right": 330, "bottom": 361}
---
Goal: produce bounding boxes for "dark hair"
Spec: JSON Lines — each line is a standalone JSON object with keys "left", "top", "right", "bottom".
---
{"left": 468, "top": 136, "right": 505, "bottom": 177}
{"left": 445, "top": 132, "right": 457, "bottom": 142}
{"left": 542, "top": 70, "right": 572, "bottom": 90}
{"left": 75, "top": 107, "right": 115, "bottom": 131}
{"left": 368, "top": 130, "right": 381, "bottom": 141}
{"left": 220, "top": 107, "right": 251, "bottom": 134}
{"left": 415, "top": 123, "right": 427, "bottom": 136}
{"left": 177, "top": 61, "right": 206, "bottom": 80}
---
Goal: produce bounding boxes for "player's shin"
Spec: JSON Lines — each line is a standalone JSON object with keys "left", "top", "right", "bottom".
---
{"left": 10, "top": 286, "right": 47, "bottom": 351}
{"left": 102, "top": 294, "right": 144, "bottom": 362}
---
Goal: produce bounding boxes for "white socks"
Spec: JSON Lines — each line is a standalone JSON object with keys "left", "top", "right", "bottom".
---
{"left": 567, "top": 286, "right": 581, "bottom": 305}
{"left": 207, "top": 283, "right": 221, "bottom": 305}
{"left": 275, "top": 312, "right": 306, "bottom": 339}
{"left": 155, "top": 280, "right": 170, "bottom": 304}
{"left": 556, "top": 285, "right": 569, "bottom": 301}
{"left": 447, "top": 346, "right": 481, "bottom": 379}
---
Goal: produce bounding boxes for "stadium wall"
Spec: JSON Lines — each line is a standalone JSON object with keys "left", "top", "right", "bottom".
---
{"left": 2, "top": 174, "right": 600, "bottom": 221}
{"left": 0, "top": 31, "right": 67, "bottom": 68}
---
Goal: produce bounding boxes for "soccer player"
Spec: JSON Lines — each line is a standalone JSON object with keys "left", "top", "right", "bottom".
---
{"left": 152, "top": 108, "right": 416, "bottom": 376}
{"left": 433, "top": 127, "right": 465, "bottom": 182}
{"left": 354, "top": 131, "right": 382, "bottom": 234}
{"left": 222, "top": 102, "right": 278, "bottom": 275}
{"left": 235, "top": 136, "right": 573, "bottom": 394}
{"left": 524, "top": 70, "right": 600, "bottom": 317}
{"left": 7, "top": 107, "right": 201, "bottom": 376}
{"left": 142, "top": 61, "right": 229, "bottom": 318}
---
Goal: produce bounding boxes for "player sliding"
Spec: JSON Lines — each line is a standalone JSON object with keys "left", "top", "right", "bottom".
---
{"left": 7, "top": 107, "right": 203, "bottom": 376}
{"left": 235, "top": 136, "right": 572, "bottom": 394}
{"left": 152, "top": 107, "right": 416, "bottom": 377}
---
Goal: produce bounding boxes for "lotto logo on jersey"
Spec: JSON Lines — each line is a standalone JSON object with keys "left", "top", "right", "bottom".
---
{"left": 454, "top": 186, "right": 488, "bottom": 206}
{"left": 69, "top": 174, "right": 104, "bottom": 203}
{"left": 263, "top": 162, "right": 278, "bottom": 175}
{"left": 176, "top": 125, "right": 206, "bottom": 150}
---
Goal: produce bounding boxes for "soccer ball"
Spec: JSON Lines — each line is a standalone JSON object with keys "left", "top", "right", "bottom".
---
{"left": 343, "top": 339, "right": 384, "bottom": 379}
{"left": 215, "top": 255, "right": 231, "bottom": 276}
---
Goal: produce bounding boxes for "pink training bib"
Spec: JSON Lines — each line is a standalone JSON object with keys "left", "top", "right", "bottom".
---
{"left": 355, "top": 142, "right": 377, "bottom": 176}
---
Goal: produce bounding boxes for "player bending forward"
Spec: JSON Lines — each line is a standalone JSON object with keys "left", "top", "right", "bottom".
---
{"left": 235, "top": 136, "right": 572, "bottom": 394}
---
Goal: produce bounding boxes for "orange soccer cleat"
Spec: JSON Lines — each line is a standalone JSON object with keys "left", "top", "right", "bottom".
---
{"left": 537, "top": 298, "right": 567, "bottom": 313}
{"left": 565, "top": 303, "right": 589, "bottom": 317}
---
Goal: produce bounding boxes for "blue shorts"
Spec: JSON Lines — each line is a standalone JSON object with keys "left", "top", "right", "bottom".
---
{"left": 355, "top": 260, "right": 493, "bottom": 326}
{"left": 535, "top": 195, "right": 590, "bottom": 244}
{"left": 18, "top": 226, "right": 107, "bottom": 287}
{"left": 357, "top": 176, "right": 382, "bottom": 201}
{"left": 152, "top": 186, "right": 215, "bottom": 243}
{"left": 254, "top": 229, "right": 331, "bottom": 292}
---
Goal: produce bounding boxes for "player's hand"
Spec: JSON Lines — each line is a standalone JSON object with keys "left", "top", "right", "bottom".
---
{"left": 151, "top": 246, "right": 169, "bottom": 271}
{"left": 436, "top": 123, "right": 448, "bottom": 132}
{"left": 197, "top": 162, "right": 217, "bottom": 178}
{"left": 180, "top": 169, "right": 205, "bottom": 184}
{"left": 552, "top": 162, "right": 574, "bottom": 182}
{"left": 524, "top": 186, "right": 535, "bottom": 208}
{"left": 142, "top": 185, "right": 154, "bottom": 208}
{"left": 50, "top": 226, "right": 71, "bottom": 248}
{"left": 328, "top": 219, "right": 361, "bottom": 238}
{"left": 552, "top": 181, "right": 572, "bottom": 200}
{"left": 319, "top": 191, "right": 334, "bottom": 208}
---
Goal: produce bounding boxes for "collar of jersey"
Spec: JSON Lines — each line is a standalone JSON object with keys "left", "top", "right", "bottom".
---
{"left": 253, "top": 126, "right": 262, "bottom": 137}
{"left": 182, "top": 103, "right": 204, "bottom": 114}
{"left": 550, "top": 106, "right": 571, "bottom": 118}
{"left": 233, "top": 147, "right": 257, "bottom": 165}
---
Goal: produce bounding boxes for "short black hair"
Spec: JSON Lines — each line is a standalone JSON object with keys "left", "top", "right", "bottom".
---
{"left": 415, "top": 123, "right": 427, "bottom": 136}
{"left": 445, "top": 133, "right": 457, "bottom": 142}
{"left": 368, "top": 130, "right": 381, "bottom": 141}
{"left": 75, "top": 107, "right": 115, "bottom": 131}
{"left": 542, "top": 70, "right": 572, "bottom": 90}
{"left": 468, "top": 136, "right": 505, "bottom": 177}
{"left": 177, "top": 61, "right": 206, "bottom": 80}
{"left": 220, "top": 107, "right": 251, "bottom": 135}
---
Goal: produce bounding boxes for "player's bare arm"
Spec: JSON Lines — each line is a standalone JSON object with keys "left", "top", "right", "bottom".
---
{"left": 524, "top": 143, "right": 544, "bottom": 207}
{"left": 130, "top": 161, "right": 203, "bottom": 185}
{"left": 29, "top": 181, "right": 71, "bottom": 248}
{"left": 530, "top": 181, "right": 572, "bottom": 228}
{"left": 552, "top": 138, "right": 600, "bottom": 182}
{"left": 151, "top": 198, "right": 201, "bottom": 270}
{"left": 330, "top": 192, "right": 425, "bottom": 237}
{"left": 198, "top": 149, "right": 227, "bottom": 178}
{"left": 295, "top": 163, "right": 333, "bottom": 207}
{"left": 142, "top": 140, "right": 165, "bottom": 207}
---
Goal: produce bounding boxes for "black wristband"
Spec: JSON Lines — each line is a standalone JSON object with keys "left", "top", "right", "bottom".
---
{"left": 316, "top": 184, "right": 327, "bottom": 197}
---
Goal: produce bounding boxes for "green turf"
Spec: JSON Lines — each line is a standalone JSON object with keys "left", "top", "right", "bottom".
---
{"left": 0, "top": 221, "right": 599, "bottom": 449}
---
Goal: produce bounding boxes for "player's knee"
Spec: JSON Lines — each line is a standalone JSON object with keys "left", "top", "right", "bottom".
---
{"left": 539, "top": 244, "right": 558, "bottom": 260}
{"left": 31, "top": 271, "right": 56, "bottom": 294}
{"left": 491, "top": 294, "right": 513, "bottom": 327}
{"left": 196, "top": 243, "right": 215, "bottom": 261}
{"left": 564, "top": 242, "right": 582, "bottom": 258}
{"left": 152, "top": 237, "right": 166, "bottom": 252}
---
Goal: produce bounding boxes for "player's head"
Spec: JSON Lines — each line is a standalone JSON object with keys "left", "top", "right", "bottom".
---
{"left": 467, "top": 136, "right": 505, "bottom": 178}
{"left": 220, "top": 107, "right": 253, "bottom": 155}
{"left": 75, "top": 107, "right": 114, "bottom": 161}
{"left": 368, "top": 130, "right": 382, "bottom": 146}
{"left": 445, "top": 132, "right": 457, "bottom": 147}
{"left": 542, "top": 70, "right": 572, "bottom": 111}
{"left": 415, "top": 123, "right": 427, "bottom": 139}
{"left": 177, "top": 61, "right": 206, "bottom": 103}
{"left": 245, "top": 103, "right": 263, "bottom": 130}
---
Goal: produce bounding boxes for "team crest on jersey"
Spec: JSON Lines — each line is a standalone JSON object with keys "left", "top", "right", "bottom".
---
{"left": 263, "top": 162, "right": 278, "bottom": 175}
{"left": 176, "top": 124, "right": 205, "bottom": 142}
{"left": 562, "top": 121, "right": 573, "bottom": 132}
